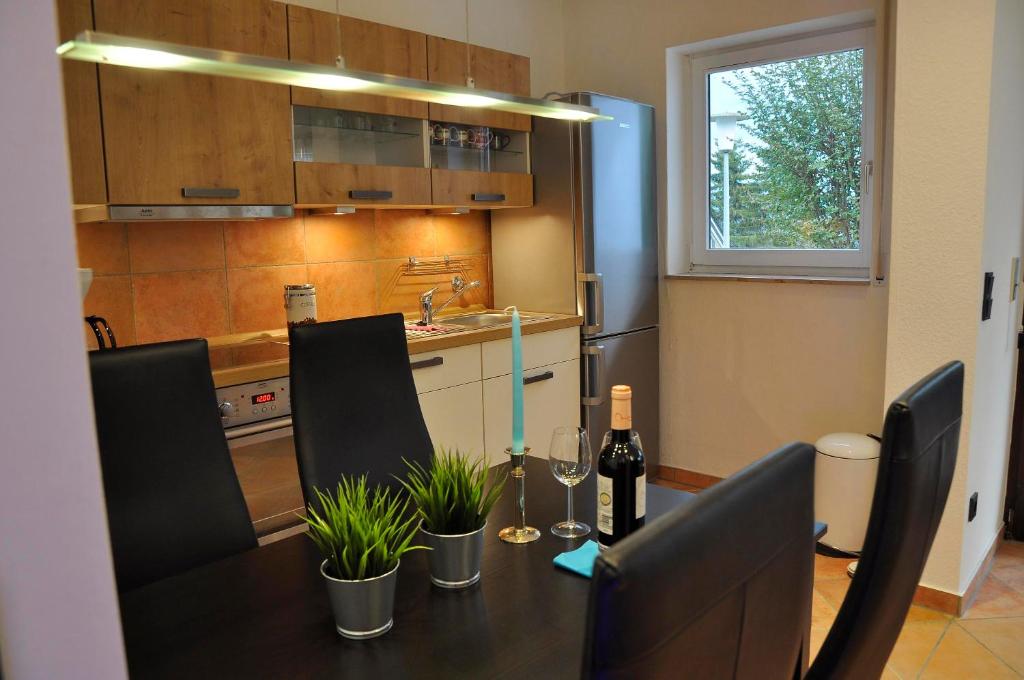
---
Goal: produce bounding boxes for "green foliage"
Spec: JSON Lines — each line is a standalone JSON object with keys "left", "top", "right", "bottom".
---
{"left": 711, "top": 49, "right": 864, "bottom": 249}
{"left": 397, "top": 450, "right": 506, "bottom": 535}
{"left": 303, "top": 475, "right": 426, "bottom": 581}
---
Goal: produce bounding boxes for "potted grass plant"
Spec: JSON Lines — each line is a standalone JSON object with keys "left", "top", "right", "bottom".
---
{"left": 398, "top": 450, "right": 505, "bottom": 589}
{"left": 303, "top": 475, "right": 425, "bottom": 640}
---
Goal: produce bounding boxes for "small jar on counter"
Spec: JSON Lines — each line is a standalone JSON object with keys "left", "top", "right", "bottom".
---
{"left": 284, "top": 284, "right": 317, "bottom": 328}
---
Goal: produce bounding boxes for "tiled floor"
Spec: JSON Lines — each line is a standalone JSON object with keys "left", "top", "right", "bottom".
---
{"left": 653, "top": 477, "right": 1024, "bottom": 678}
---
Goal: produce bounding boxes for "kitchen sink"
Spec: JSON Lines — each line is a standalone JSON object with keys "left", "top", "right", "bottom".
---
{"left": 439, "top": 311, "right": 547, "bottom": 329}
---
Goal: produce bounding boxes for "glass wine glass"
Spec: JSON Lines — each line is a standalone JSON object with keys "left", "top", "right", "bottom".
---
{"left": 549, "top": 426, "right": 593, "bottom": 538}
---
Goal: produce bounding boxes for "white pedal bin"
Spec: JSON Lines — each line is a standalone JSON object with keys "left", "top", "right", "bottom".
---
{"left": 814, "top": 432, "right": 880, "bottom": 554}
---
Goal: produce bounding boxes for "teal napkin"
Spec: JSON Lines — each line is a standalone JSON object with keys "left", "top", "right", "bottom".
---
{"left": 553, "top": 540, "right": 601, "bottom": 577}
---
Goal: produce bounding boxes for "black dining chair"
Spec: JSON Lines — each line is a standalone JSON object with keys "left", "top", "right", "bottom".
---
{"left": 807, "top": 361, "right": 963, "bottom": 680}
{"left": 582, "top": 442, "right": 816, "bottom": 680}
{"left": 289, "top": 313, "right": 434, "bottom": 509}
{"left": 89, "top": 339, "right": 257, "bottom": 591}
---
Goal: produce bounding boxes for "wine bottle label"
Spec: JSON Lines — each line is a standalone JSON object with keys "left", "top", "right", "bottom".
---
{"left": 635, "top": 474, "right": 646, "bottom": 519}
{"left": 597, "top": 474, "right": 613, "bottom": 534}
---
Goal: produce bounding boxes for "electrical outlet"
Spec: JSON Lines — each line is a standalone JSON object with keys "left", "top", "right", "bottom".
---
{"left": 969, "top": 492, "right": 978, "bottom": 522}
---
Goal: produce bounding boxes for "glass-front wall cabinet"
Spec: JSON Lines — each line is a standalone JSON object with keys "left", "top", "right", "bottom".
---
{"left": 293, "top": 105, "right": 425, "bottom": 167}
{"left": 428, "top": 121, "right": 529, "bottom": 175}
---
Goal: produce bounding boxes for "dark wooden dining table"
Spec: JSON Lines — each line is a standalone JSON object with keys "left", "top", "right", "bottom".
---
{"left": 120, "top": 457, "right": 825, "bottom": 679}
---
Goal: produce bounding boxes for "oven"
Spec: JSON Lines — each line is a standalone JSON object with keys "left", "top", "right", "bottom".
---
{"left": 216, "top": 377, "right": 306, "bottom": 543}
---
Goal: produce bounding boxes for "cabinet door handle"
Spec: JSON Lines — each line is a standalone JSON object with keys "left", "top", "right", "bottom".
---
{"left": 472, "top": 193, "right": 506, "bottom": 202}
{"left": 182, "top": 187, "right": 240, "bottom": 199}
{"left": 350, "top": 190, "right": 393, "bottom": 200}
{"left": 410, "top": 356, "right": 444, "bottom": 370}
{"left": 524, "top": 370, "right": 555, "bottom": 385}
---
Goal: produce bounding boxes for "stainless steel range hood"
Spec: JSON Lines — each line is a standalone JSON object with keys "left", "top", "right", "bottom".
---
{"left": 107, "top": 205, "right": 294, "bottom": 221}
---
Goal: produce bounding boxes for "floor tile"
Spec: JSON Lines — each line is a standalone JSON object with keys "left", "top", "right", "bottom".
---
{"left": 920, "top": 623, "right": 1018, "bottom": 679}
{"left": 815, "top": 553, "right": 854, "bottom": 581}
{"left": 814, "top": 577, "right": 851, "bottom": 611}
{"left": 811, "top": 589, "right": 837, "bottom": 629}
{"left": 887, "top": 620, "right": 950, "bottom": 679}
{"left": 958, "top": 617, "right": 1024, "bottom": 675}
{"left": 962, "top": 574, "right": 1024, "bottom": 619}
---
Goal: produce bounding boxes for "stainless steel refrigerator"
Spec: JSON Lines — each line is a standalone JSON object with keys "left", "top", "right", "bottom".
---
{"left": 492, "top": 92, "right": 659, "bottom": 467}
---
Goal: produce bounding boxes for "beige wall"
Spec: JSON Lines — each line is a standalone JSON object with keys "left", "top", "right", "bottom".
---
{"left": 0, "top": 2, "right": 127, "bottom": 676}
{"left": 561, "top": 0, "right": 889, "bottom": 476}
{"left": 961, "top": 0, "right": 1024, "bottom": 593}
{"left": 284, "top": 0, "right": 566, "bottom": 98}
{"left": 883, "top": 0, "right": 1005, "bottom": 594}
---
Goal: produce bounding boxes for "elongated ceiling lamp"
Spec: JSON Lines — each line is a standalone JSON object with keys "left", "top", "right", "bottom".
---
{"left": 56, "top": 31, "right": 610, "bottom": 122}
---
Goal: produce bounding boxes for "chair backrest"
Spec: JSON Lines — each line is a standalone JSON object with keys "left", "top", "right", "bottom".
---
{"left": 89, "top": 339, "right": 256, "bottom": 591}
{"left": 289, "top": 314, "right": 433, "bottom": 509}
{"left": 582, "top": 442, "right": 816, "bottom": 680}
{"left": 808, "top": 361, "right": 963, "bottom": 680}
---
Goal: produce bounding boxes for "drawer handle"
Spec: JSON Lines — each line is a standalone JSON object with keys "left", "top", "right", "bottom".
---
{"left": 411, "top": 356, "right": 444, "bottom": 370}
{"left": 182, "top": 187, "right": 240, "bottom": 199}
{"left": 350, "top": 190, "right": 393, "bottom": 200}
{"left": 472, "top": 193, "right": 506, "bottom": 202}
{"left": 524, "top": 370, "right": 554, "bottom": 385}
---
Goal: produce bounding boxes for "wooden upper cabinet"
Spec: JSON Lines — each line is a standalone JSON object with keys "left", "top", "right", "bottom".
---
{"left": 427, "top": 37, "right": 531, "bottom": 132}
{"left": 94, "top": 0, "right": 294, "bottom": 205}
{"left": 288, "top": 7, "right": 428, "bottom": 118}
{"left": 56, "top": 0, "right": 107, "bottom": 205}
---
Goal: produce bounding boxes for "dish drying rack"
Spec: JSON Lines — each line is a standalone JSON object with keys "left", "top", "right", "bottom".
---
{"left": 401, "top": 255, "right": 472, "bottom": 276}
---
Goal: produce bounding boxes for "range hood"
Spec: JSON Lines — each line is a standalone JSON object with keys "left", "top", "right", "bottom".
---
{"left": 106, "top": 205, "right": 294, "bottom": 221}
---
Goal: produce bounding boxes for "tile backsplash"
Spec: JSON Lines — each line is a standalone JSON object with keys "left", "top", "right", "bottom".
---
{"left": 77, "top": 209, "right": 492, "bottom": 360}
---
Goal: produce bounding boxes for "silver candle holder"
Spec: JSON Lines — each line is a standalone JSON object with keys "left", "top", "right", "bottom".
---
{"left": 498, "top": 448, "right": 541, "bottom": 544}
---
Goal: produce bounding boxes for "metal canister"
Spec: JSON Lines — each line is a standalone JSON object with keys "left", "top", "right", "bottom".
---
{"left": 284, "top": 284, "right": 317, "bottom": 328}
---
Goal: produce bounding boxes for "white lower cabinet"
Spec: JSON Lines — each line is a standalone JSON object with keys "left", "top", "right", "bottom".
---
{"left": 482, "top": 358, "right": 581, "bottom": 467}
{"left": 417, "top": 382, "right": 486, "bottom": 465}
{"left": 411, "top": 328, "right": 581, "bottom": 469}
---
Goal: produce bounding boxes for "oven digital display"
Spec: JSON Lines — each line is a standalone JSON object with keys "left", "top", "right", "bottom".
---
{"left": 251, "top": 392, "right": 276, "bottom": 405}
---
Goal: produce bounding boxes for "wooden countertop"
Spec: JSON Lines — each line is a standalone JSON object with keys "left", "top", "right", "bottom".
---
{"left": 210, "top": 311, "right": 582, "bottom": 388}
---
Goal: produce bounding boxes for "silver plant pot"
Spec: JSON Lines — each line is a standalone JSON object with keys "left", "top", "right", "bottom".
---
{"left": 320, "top": 560, "right": 399, "bottom": 640}
{"left": 419, "top": 521, "right": 486, "bottom": 589}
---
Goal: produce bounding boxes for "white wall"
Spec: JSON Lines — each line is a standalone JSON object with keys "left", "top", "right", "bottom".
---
{"left": 0, "top": 2, "right": 127, "bottom": 678}
{"left": 960, "top": 0, "right": 1024, "bottom": 593}
{"left": 560, "top": 0, "right": 889, "bottom": 477}
{"left": 284, "top": 0, "right": 566, "bottom": 98}
{"left": 883, "top": 0, "right": 999, "bottom": 594}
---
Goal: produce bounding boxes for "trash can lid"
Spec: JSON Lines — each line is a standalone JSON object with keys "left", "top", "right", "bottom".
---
{"left": 815, "top": 432, "right": 880, "bottom": 460}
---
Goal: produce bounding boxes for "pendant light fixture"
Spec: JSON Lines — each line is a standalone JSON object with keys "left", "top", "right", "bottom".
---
{"left": 57, "top": 22, "right": 610, "bottom": 122}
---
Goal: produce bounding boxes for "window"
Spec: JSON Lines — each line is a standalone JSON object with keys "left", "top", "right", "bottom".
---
{"left": 689, "top": 27, "right": 875, "bottom": 276}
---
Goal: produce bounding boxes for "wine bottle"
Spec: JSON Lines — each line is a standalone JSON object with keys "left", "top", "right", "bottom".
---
{"left": 596, "top": 385, "right": 646, "bottom": 549}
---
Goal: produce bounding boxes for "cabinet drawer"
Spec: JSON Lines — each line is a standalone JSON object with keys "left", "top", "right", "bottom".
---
{"left": 410, "top": 344, "right": 481, "bottom": 394}
{"left": 482, "top": 358, "right": 581, "bottom": 466}
{"left": 482, "top": 327, "right": 578, "bottom": 379}
{"left": 430, "top": 169, "right": 533, "bottom": 208}
{"left": 296, "top": 163, "right": 432, "bottom": 206}
{"left": 418, "top": 382, "right": 485, "bottom": 464}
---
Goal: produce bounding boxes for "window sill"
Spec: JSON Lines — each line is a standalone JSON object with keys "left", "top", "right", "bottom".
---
{"left": 665, "top": 273, "right": 876, "bottom": 285}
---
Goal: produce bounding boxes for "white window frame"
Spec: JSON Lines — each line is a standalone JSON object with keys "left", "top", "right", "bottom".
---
{"left": 689, "top": 26, "right": 875, "bottom": 276}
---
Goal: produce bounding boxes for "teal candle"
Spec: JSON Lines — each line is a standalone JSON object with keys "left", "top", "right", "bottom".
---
{"left": 511, "top": 307, "right": 524, "bottom": 453}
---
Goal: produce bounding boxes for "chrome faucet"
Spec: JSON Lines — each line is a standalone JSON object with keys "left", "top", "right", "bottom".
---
{"left": 419, "top": 275, "right": 481, "bottom": 325}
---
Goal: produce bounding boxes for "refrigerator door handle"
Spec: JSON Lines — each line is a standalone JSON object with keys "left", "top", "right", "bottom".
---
{"left": 578, "top": 272, "right": 604, "bottom": 335}
{"left": 581, "top": 344, "right": 605, "bottom": 406}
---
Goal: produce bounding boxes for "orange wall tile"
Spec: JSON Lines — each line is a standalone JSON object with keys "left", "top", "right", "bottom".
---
{"left": 133, "top": 270, "right": 230, "bottom": 343}
{"left": 224, "top": 218, "right": 305, "bottom": 267}
{"left": 75, "top": 209, "right": 492, "bottom": 349}
{"left": 128, "top": 222, "right": 225, "bottom": 273}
